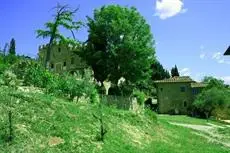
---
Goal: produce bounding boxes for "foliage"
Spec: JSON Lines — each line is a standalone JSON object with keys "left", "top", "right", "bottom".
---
{"left": 36, "top": 3, "right": 83, "bottom": 67}
{"left": 93, "top": 103, "right": 107, "bottom": 142}
{"left": 132, "top": 89, "right": 146, "bottom": 105}
{"left": 82, "top": 5, "right": 155, "bottom": 86}
{"left": 23, "top": 61, "right": 54, "bottom": 88}
{"left": 171, "top": 65, "right": 180, "bottom": 77}
{"left": 9, "top": 38, "right": 16, "bottom": 55}
{"left": 48, "top": 69, "right": 99, "bottom": 103}
{"left": 0, "top": 62, "right": 9, "bottom": 75}
{"left": 202, "top": 76, "right": 226, "bottom": 89}
{"left": 144, "top": 108, "right": 157, "bottom": 122}
{"left": 193, "top": 87, "right": 230, "bottom": 119}
{"left": 1, "top": 70, "right": 20, "bottom": 88}
{"left": 0, "top": 71, "right": 20, "bottom": 143}
{"left": 151, "top": 60, "right": 170, "bottom": 80}
{"left": 11, "top": 59, "right": 99, "bottom": 103}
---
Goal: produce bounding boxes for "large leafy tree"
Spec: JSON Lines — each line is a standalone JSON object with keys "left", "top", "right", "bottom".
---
{"left": 171, "top": 65, "right": 180, "bottom": 77}
{"left": 36, "top": 4, "right": 82, "bottom": 68}
{"left": 9, "top": 38, "right": 16, "bottom": 55}
{"left": 82, "top": 5, "right": 155, "bottom": 86}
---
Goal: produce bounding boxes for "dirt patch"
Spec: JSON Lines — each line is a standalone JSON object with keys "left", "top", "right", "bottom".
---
{"left": 121, "top": 123, "right": 152, "bottom": 147}
{"left": 169, "top": 122, "right": 230, "bottom": 148}
{"left": 48, "top": 136, "right": 65, "bottom": 147}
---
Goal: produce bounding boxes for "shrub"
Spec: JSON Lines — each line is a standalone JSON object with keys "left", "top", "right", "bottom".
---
{"left": 132, "top": 89, "right": 146, "bottom": 105}
{"left": 10, "top": 59, "right": 31, "bottom": 80}
{"left": 10, "top": 59, "right": 99, "bottom": 103}
{"left": 193, "top": 87, "right": 229, "bottom": 119}
{"left": 46, "top": 69, "right": 99, "bottom": 103}
{"left": 23, "top": 61, "right": 54, "bottom": 88}
{"left": 144, "top": 108, "right": 157, "bottom": 122}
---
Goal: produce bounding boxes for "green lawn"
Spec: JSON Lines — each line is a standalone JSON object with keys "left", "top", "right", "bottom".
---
{"left": 0, "top": 87, "right": 229, "bottom": 153}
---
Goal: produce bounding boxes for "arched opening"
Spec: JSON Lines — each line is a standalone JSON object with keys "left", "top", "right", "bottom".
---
{"left": 183, "top": 101, "right": 187, "bottom": 107}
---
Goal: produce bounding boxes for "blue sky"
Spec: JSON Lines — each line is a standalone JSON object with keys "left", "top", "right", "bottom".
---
{"left": 0, "top": 0, "right": 229, "bottom": 83}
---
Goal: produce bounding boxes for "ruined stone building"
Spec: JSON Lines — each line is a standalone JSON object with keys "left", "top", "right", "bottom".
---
{"left": 38, "top": 42, "right": 86, "bottom": 73}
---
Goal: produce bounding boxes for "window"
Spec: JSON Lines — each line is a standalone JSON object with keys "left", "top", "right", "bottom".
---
{"left": 180, "top": 86, "right": 186, "bottom": 92}
{"left": 192, "top": 88, "right": 199, "bottom": 95}
{"left": 184, "top": 101, "right": 187, "bottom": 107}
{"left": 50, "top": 63, "right": 54, "bottom": 69}
{"left": 58, "top": 47, "right": 61, "bottom": 53}
{"left": 71, "top": 57, "right": 74, "bottom": 64}
{"left": 160, "top": 88, "right": 163, "bottom": 92}
{"left": 63, "top": 61, "right": 66, "bottom": 67}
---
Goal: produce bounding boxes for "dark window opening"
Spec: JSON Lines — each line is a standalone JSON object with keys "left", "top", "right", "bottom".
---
{"left": 58, "top": 47, "right": 61, "bottom": 53}
{"left": 180, "top": 86, "right": 186, "bottom": 92}
{"left": 63, "top": 61, "right": 66, "bottom": 67}
{"left": 192, "top": 88, "right": 199, "bottom": 95}
{"left": 160, "top": 88, "right": 163, "bottom": 92}
{"left": 71, "top": 57, "right": 74, "bottom": 64}
{"left": 51, "top": 63, "right": 54, "bottom": 69}
{"left": 70, "top": 71, "right": 75, "bottom": 75}
{"left": 184, "top": 101, "right": 187, "bottom": 107}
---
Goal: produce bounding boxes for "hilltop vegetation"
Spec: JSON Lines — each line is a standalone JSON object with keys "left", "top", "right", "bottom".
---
{"left": 0, "top": 87, "right": 229, "bottom": 153}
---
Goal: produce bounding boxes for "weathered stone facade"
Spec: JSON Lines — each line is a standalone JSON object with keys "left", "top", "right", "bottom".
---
{"left": 38, "top": 42, "right": 86, "bottom": 73}
{"left": 155, "top": 76, "right": 206, "bottom": 114}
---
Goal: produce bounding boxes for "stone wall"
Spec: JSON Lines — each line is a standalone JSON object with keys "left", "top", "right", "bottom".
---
{"left": 38, "top": 42, "right": 86, "bottom": 73}
{"left": 101, "top": 95, "right": 142, "bottom": 112}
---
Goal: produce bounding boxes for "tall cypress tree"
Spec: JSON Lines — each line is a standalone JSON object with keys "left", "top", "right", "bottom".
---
{"left": 171, "top": 65, "right": 180, "bottom": 77}
{"left": 9, "top": 38, "right": 16, "bottom": 55}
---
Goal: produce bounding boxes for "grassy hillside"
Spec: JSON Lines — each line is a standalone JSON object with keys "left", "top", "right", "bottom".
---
{"left": 0, "top": 87, "right": 230, "bottom": 153}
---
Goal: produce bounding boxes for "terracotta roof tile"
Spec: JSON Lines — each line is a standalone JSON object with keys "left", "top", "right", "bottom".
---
{"left": 191, "top": 83, "right": 207, "bottom": 88}
{"left": 154, "top": 76, "right": 194, "bottom": 83}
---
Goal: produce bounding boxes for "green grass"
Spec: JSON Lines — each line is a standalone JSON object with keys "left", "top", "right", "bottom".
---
{"left": 158, "top": 114, "right": 225, "bottom": 125}
{"left": 0, "top": 87, "right": 229, "bottom": 153}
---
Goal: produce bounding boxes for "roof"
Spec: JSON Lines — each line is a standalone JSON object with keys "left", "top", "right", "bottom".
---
{"left": 191, "top": 83, "right": 207, "bottom": 88}
{"left": 224, "top": 46, "right": 230, "bottom": 55}
{"left": 154, "top": 76, "right": 195, "bottom": 83}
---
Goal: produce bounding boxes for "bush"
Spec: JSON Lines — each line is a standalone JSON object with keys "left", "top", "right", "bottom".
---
{"left": 193, "top": 87, "right": 229, "bottom": 119}
{"left": 23, "top": 61, "right": 54, "bottom": 88}
{"left": 10, "top": 59, "right": 99, "bottom": 103}
{"left": 46, "top": 69, "right": 99, "bottom": 103}
{"left": 144, "top": 108, "right": 157, "bottom": 122}
{"left": 132, "top": 89, "right": 146, "bottom": 105}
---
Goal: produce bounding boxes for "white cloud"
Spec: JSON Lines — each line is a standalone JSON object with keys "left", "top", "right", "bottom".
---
{"left": 220, "top": 76, "right": 230, "bottom": 85}
{"left": 179, "top": 68, "right": 191, "bottom": 76}
{"left": 193, "top": 73, "right": 205, "bottom": 82}
{"left": 155, "top": 0, "right": 187, "bottom": 19}
{"left": 199, "top": 53, "right": 206, "bottom": 59}
{"left": 212, "top": 52, "right": 222, "bottom": 60}
{"left": 212, "top": 52, "right": 230, "bottom": 64}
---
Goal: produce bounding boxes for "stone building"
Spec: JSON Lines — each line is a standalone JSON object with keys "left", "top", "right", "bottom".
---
{"left": 38, "top": 42, "right": 86, "bottom": 73}
{"left": 154, "top": 76, "right": 206, "bottom": 114}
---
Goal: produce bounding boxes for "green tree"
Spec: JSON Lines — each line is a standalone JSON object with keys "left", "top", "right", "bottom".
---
{"left": 202, "top": 76, "right": 225, "bottom": 89}
{"left": 36, "top": 4, "right": 82, "bottom": 68}
{"left": 9, "top": 38, "right": 16, "bottom": 55}
{"left": 193, "top": 87, "right": 227, "bottom": 119}
{"left": 152, "top": 61, "right": 170, "bottom": 80}
{"left": 82, "top": 5, "right": 155, "bottom": 86}
{"left": 171, "top": 65, "right": 179, "bottom": 77}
